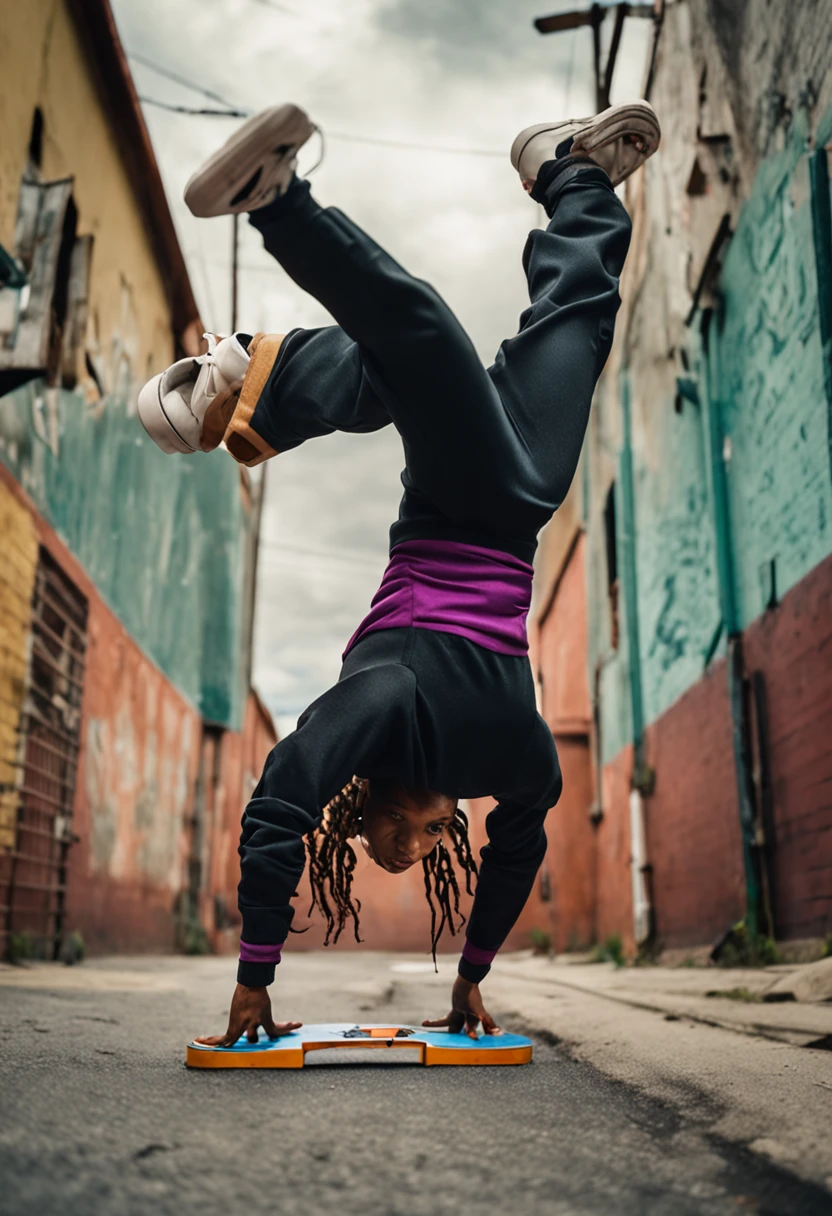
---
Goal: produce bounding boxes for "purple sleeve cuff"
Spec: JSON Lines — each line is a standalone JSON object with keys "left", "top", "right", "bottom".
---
{"left": 461, "top": 941, "right": 498, "bottom": 967}
{"left": 458, "top": 939, "right": 498, "bottom": 984}
{"left": 239, "top": 940, "right": 284, "bottom": 964}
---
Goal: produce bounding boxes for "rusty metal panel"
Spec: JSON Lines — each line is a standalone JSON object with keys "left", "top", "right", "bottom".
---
{"left": 0, "top": 177, "right": 75, "bottom": 379}
{"left": 1, "top": 546, "right": 88, "bottom": 959}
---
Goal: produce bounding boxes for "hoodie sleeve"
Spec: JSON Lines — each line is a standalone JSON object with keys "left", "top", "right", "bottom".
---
{"left": 458, "top": 715, "right": 562, "bottom": 984}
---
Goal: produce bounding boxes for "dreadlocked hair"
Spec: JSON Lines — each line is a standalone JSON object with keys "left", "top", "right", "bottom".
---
{"left": 302, "top": 777, "right": 478, "bottom": 966}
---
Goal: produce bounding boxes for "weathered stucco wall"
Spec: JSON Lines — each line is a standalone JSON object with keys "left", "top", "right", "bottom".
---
{"left": 0, "top": 0, "right": 250, "bottom": 728}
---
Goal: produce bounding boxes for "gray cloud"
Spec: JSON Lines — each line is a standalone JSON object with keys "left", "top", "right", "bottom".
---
{"left": 111, "top": 0, "right": 649, "bottom": 723}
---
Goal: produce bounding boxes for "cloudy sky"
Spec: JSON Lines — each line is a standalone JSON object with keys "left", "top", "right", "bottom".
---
{"left": 111, "top": 0, "right": 649, "bottom": 734}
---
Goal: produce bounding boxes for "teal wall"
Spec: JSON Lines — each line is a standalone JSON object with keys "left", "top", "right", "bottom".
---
{"left": 0, "top": 380, "right": 249, "bottom": 728}
{"left": 714, "top": 121, "right": 832, "bottom": 629}
{"left": 591, "top": 113, "right": 832, "bottom": 766}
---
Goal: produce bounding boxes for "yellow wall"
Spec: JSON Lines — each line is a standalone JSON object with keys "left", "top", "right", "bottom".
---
{"left": 0, "top": 0, "right": 174, "bottom": 387}
{"left": 0, "top": 482, "right": 39, "bottom": 850}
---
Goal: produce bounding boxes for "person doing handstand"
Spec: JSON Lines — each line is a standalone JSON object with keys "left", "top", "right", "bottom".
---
{"left": 138, "top": 98, "right": 661, "bottom": 1043}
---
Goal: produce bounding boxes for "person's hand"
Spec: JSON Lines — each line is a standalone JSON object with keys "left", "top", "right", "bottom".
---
{"left": 194, "top": 983, "right": 302, "bottom": 1048}
{"left": 422, "top": 976, "right": 502, "bottom": 1040}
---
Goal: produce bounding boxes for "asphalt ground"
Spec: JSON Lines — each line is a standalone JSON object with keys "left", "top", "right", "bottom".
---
{"left": 1, "top": 955, "right": 830, "bottom": 1216}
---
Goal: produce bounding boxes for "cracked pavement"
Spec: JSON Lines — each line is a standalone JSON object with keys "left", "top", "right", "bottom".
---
{"left": 1, "top": 952, "right": 831, "bottom": 1215}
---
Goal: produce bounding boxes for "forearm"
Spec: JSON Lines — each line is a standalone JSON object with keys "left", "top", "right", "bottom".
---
{"left": 236, "top": 793, "right": 318, "bottom": 986}
{"left": 458, "top": 800, "right": 548, "bottom": 984}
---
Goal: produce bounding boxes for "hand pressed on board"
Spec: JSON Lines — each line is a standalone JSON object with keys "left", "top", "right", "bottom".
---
{"left": 422, "top": 976, "right": 502, "bottom": 1040}
{"left": 194, "top": 983, "right": 302, "bottom": 1048}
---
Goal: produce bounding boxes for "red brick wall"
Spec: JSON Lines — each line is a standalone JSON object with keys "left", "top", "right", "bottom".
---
{"left": 742, "top": 551, "right": 832, "bottom": 940}
{"left": 641, "top": 665, "right": 745, "bottom": 948}
{"left": 545, "top": 736, "right": 596, "bottom": 951}
{"left": 597, "top": 552, "right": 832, "bottom": 953}
{"left": 596, "top": 748, "right": 635, "bottom": 953}
{"left": 535, "top": 535, "right": 598, "bottom": 952}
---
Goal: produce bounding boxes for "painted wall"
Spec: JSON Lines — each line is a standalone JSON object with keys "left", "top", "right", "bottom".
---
{"left": 586, "top": 4, "right": 832, "bottom": 764}
{"left": 1, "top": 466, "right": 278, "bottom": 953}
{"left": 0, "top": 0, "right": 249, "bottom": 728}
{"left": 548, "top": 0, "right": 832, "bottom": 952}
{"left": 0, "top": 481, "right": 38, "bottom": 850}
{"left": 714, "top": 124, "right": 832, "bottom": 629}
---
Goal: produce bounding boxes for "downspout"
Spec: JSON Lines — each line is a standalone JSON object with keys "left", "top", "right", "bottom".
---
{"left": 699, "top": 309, "right": 761, "bottom": 941}
{"left": 617, "top": 372, "right": 653, "bottom": 947}
{"left": 808, "top": 141, "right": 832, "bottom": 482}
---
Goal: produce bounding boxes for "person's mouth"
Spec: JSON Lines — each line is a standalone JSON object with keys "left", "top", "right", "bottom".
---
{"left": 388, "top": 857, "right": 414, "bottom": 871}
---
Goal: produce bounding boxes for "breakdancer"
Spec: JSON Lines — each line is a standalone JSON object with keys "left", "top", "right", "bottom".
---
{"left": 138, "top": 99, "right": 660, "bottom": 1043}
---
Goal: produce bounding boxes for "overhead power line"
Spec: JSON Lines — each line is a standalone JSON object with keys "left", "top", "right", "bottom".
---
{"left": 139, "top": 95, "right": 505, "bottom": 157}
{"left": 140, "top": 97, "right": 250, "bottom": 118}
{"left": 129, "top": 50, "right": 241, "bottom": 110}
{"left": 130, "top": 53, "right": 505, "bottom": 158}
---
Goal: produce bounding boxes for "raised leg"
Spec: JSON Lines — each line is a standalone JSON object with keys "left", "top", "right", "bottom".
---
{"left": 487, "top": 164, "right": 633, "bottom": 519}
{"left": 248, "top": 178, "right": 523, "bottom": 529}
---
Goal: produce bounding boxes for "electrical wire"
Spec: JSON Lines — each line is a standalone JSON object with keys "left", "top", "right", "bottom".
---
{"left": 129, "top": 50, "right": 241, "bottom": 109}
{"left": 139, "top": 95, "right": 505, "bottom": 156}
{"left": 130, "top": 53, "right": 505, "bottom": 157}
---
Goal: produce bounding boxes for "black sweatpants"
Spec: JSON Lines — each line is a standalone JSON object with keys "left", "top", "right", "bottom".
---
{"left": 237, "top": 163, "right": 633, "bottom": 986}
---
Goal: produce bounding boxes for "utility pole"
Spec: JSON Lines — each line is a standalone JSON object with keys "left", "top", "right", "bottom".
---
{"left": 534, "top": 1, "right": 658, "bottom": 112}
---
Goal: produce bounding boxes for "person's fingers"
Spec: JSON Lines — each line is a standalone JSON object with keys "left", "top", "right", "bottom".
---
{"left": 422, "top": 1017, "right": 451, "bottom": 1028}
{"left": 267, "top": 1020, "right": 302, "bottom": 1038}
{"left": 194, "top": 1035, "right": 226, "bottom": 1046}
{"left": 464, "top": 1013, "right": 480, "bottom": 1040}
{"left": 447, "top": 1011, "right": 466, "bottom": 1035}
{"left": 480, "top": 1012, "right": 502, "bottom": 1036}
{"left": 246, "top": 1026, "right": 260, "bottom": 1043}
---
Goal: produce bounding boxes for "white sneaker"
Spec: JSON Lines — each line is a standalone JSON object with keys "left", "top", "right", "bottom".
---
{"left": 137, "top": 332, "right": 251, "bottom": 454}
{"left": 184, "top": 104, "right": 316, "bottom": 218}
{"left": 510, "top": 100, "right": 661, "bottom": 192}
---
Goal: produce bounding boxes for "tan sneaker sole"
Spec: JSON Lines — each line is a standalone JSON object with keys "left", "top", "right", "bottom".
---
{"left": 184, "top": 104, "right": 316, "bottom": 218}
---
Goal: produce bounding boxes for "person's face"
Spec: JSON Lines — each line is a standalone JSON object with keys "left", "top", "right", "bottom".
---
{"left": 358, "top": 784, "right": 456, "bottom": 874}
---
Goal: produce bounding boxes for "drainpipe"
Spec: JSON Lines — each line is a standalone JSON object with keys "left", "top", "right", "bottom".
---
{"left": 617, "top": 372, "right": 653, "bottom": 947}
{"left": 808, "top": 142, "right": 832, "bottom": 482}
{"left": 699, "top": 310, "right": 761, "bottom": 941}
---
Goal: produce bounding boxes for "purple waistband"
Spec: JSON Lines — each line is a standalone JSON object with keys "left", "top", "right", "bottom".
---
{"left": 344, "top": 540, "right": 533, "bottom": 659}
{"left": 462, "top": 940, "right": 498, "bottom": 967}
{"left": 239, "top": 940, "right": 284, "bottom": 965}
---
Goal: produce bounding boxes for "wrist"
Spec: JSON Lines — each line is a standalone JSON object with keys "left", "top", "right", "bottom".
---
{"left": 237, "top": 959, "right": 275, "bottom": 987}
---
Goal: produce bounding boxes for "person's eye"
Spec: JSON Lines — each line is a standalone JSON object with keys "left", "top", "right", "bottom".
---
{"left": 387, "top": 809, "right": 403, "bottom": 820}
{"left": 427, "top": 822, "right": 446, "bottom": 836}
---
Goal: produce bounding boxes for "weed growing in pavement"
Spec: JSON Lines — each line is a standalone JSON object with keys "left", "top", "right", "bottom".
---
{"left": 705, "top": 987, "right": 761, "bottom": 1002}
{"left": 711, "top": 921, "right": 780, "bottom": 967}
{"left": 529, "top": 928, "right": 552, "bottom": 956}
{"left": 592, "top": 933, "right": 625, "bottom": 967}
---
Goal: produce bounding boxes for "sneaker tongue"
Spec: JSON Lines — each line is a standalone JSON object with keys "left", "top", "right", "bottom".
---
{"left": 214, "top": 334, "right": 251, "bottom": 382}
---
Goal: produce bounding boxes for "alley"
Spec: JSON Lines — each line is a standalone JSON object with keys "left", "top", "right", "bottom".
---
{"left": 1, "top": 952, "right": 831, "bottom": 1216}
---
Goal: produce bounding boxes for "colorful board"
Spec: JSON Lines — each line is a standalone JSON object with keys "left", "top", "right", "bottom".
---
{"left": 186, "top": 1023, "right": 533, "bottom": 1069}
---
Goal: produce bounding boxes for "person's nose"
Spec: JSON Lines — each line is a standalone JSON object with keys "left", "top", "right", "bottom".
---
{"left": 396, "top": 826, "right": 422, "bottom": 861}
